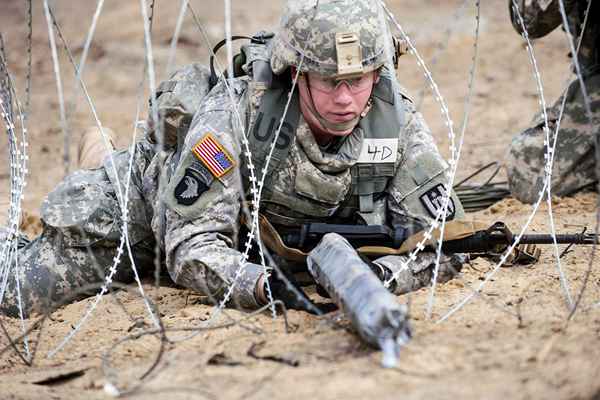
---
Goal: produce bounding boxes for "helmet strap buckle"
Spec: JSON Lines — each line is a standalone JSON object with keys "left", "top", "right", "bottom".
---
{"left": 335, "top": 32, "right": 364, "bottom": 79}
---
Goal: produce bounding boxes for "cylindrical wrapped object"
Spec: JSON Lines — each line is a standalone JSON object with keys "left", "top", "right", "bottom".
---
{"left": 307, "top": 233, "right": 411, "bottom": 368}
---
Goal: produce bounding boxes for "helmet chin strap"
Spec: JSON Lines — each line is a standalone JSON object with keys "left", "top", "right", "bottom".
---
{"left": 301, "top": 75, "right": 360, "bottom": 133}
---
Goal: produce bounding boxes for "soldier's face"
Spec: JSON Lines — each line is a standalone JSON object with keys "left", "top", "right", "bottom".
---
{"left": 298, "top": 70, "right": 377, "bottom": 140}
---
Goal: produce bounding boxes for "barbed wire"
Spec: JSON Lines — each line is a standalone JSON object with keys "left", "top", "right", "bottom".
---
{"left": 183, "top": 3, "right": 281, "bottom": 320}
{"left": 379, "top": 1, "right": 463, "bottom": 305}
{"left": 427, "top": 0, "right": 481, "bottom": 317}
{"left": 41, "top": 3, "right": 161, "bottom": 357}
{"left": 166, "top": 0, "right": 189, "bottom": 76}
{"left": 437, "top": 0, "right": 575, "bottom": 322}
{"left": 23, "top": 0, "right": 32, "bottom": 121}
{"left": 183, "top": 2, "right": 324, "bottom": 322}
{"left": 1, "top": 1, "right": 598, "bottom": 388}
{"left": 43, "top": 0, "right": 71, "bottom": 176}
{"left": 0, "top": 34, "right": 32, "bottom": 360}
{"left": 414, "top": 0, "right": 471, "bottom": 111}
{"left": 555, "top": 0, "right": 600, "bottom": 321}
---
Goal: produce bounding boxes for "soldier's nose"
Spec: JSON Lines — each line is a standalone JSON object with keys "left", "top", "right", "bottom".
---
{"left": 332, "top": 84, "right": 353, "bottom": 105}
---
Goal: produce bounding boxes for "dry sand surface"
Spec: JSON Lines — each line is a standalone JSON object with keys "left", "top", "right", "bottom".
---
{"left": 1, "top": 1, "right": 600, "bottom": 399}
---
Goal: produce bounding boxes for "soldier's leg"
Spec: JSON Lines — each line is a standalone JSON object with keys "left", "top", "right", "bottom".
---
{"left": 507, "top": 74, "right": 600, "bottom": 203}
{"left": 0, "top": 228, "right": 155, "bottom": 318}
{"left": 0, "top": 133, "right": 156, "bottom": 318}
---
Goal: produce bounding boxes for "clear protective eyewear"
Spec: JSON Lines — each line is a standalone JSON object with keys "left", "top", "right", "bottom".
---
{"left": 306, "top": 71, "right": 375, "bottom": 94}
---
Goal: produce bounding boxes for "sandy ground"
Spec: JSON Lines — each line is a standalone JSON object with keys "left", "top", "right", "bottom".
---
{"left": 1, "top": 1, "right": 600, "bottom": 399}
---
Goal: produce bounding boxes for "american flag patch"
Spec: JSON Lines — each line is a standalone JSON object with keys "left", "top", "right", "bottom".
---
{"left": 192, "top": 133, "right": 235, "bottom": 178}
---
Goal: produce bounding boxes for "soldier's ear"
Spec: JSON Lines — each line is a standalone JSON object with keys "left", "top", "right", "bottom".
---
{"left": 374, "top": 70, "right": 380, "bottom": 84}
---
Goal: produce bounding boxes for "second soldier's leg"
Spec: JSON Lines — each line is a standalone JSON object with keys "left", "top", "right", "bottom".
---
{"left": 507, "top": 74, "right": 600, "bottom": 203}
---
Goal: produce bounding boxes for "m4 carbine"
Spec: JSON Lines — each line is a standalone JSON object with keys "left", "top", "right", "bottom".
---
{"left": 281, "top": 221, "right": 598, "bottom": 260}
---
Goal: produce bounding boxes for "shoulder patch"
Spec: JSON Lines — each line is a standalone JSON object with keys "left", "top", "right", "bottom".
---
{"left": 174, "top": 168, "right": 210, "bottom": 205}
{"left": 192, "top": 133, "right": 235, "bottom": 179}
{"left": 419, "top": 183, "right": 456, "bottom": 220}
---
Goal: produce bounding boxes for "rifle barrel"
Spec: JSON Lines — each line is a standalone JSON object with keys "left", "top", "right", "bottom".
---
{"left": 518, "top": 234, "right": 598, "bottom": 245}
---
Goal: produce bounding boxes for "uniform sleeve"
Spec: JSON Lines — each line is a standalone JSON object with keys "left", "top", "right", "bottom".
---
{"left": 162, "top": 89, "right": 263, "bottom": 309}
{"left": 379, "top": 101, "right": 466, "bottom": 294}
{"left": 508, "top": 0, "right": 577, "bottom": 38}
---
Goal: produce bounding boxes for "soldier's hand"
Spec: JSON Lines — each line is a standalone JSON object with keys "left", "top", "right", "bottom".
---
{"left": 263, "top": 269, "right": 336, "bottom": 315}
{"left": 501, "top": 243, "right": 541, "bottom": 267}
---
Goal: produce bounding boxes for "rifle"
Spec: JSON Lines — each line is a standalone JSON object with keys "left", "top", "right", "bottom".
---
{"left": 277, "top": 220, "right": 598, "bottom": 261}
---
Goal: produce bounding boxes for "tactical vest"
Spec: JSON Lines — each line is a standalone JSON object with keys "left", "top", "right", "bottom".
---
{"left": 241, "top": 71, "right": 406, "bottom": 226}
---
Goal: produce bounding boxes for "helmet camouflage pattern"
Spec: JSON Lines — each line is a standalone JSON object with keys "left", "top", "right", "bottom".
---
{"left": 270, "top": 0, "right": 393, "bottom": 78}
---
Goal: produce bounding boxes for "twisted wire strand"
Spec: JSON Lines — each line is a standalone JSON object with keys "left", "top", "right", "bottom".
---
{"left": 43, "top": 1, "right": 169, "bottom": 356}
{"left": 556, "top": 0, "right": 599, "bottom": 320}
{"left": 415, "top": 0, "right": 471, "bottom": 110}
{"left": 185, "top": 3, "right": 322, "bottom": 321}
{"left": 138, "top": 0, "right": 168, "bottom": 309}
{"left": 43, "top": 5, "right": 161, "bottom": 357}
{"left": 427, "top": 0, "right": 482, "bottom": 317}
{"left": 225, "top": 0, "right": 234, "bottom": 84}
{"left": 379, "top": 2, "right": 462, "bottom": 296}
{"left": 62, "top": 0, "right": 105, "bottom": 124}
{"left": 437, "top": 1, "right": 568, "bottom": 322}
{"left": 13, "top": 246, "right": 31, "bottom": 360}
{"left": 536, "top": 2, "right": 584, "bottom": 310}
{"left": 0, "top": 49, "right": 18, "bottom": 299}
{"left": 43, "top": 0, "right": 71, "bottom": 176}
{"left": 166, "top": 0, "right": 189, "bottom": 76}
{"left": 514, "top": 0, "right": 574, "bottom": 309}
{"left": 0, "top": 43, "right": 32, "bottom": 359}
{"left": 226, "top": 0, "right": 276, "bottom": 317}
{"left": 203, "top": 5, "right": 337, "bottom": 322}
{"left": 100, "top": 298, "right": 290, "bottom": 397}
{"left": 75, "top": 0, "right": 105, "bottom": 85}
{"left": 2, "top": 75, "right": 31, "bottom": 356}
{"left": 183, "top": 4, "right": 279, "bottom": 319}
{"left": 0, "top": 54, "right": 29, "bottom": 306}
{"left": 23, "top": 0, "right": 33, "bottom": 120}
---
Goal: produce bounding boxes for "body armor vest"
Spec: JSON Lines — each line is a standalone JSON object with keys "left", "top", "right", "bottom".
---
{"left": 241, "top": 72, "right": 406, "bottom": 226}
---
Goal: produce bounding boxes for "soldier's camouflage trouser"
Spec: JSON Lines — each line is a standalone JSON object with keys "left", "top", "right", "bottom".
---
{"left": 0, "top": 144, "right": 157, "bottom": 318}
{"left": 506, "top": 70, "right": 600, "bottom": 203}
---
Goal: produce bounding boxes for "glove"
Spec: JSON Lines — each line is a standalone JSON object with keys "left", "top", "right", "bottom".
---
{"left": 257, "top": 268, "right": 336, "bottom": 314}
{"left": 501, "top": 243, "right": 541, "bottom": 267}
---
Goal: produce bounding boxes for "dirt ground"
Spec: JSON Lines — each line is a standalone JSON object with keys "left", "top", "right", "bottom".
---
{"left": 1, "top": 1, "right": 600, "bottom": 399}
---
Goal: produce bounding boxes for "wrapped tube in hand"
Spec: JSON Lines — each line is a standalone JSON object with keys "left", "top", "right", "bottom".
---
{"left": 307, "top": 233, "right": 411, "bottom": 368}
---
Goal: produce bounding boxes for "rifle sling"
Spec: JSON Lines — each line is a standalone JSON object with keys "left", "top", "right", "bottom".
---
{"left": 358, "top": 220, "right": 489, "bottom": 256}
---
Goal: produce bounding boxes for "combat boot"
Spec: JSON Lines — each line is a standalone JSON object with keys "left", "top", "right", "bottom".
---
{"left": 77, "top": 126, "right": 117, "bottom": 170}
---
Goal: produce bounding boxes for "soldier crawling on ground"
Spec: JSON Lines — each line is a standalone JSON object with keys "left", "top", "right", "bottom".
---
{"left": 506, "top": 0, "right": 599, "bottom": 203}
{"left": 0, "top": 0, "right": 466, "bottom": 318}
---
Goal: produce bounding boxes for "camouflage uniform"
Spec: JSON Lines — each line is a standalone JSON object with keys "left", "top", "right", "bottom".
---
{"left": 506, "top": 0, "right": 600, "bottom": 203}
{"left": 0, "top": 0, "right": 464, "bottom": 318}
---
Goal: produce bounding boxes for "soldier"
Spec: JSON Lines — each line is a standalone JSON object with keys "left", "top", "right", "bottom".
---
{"left": 0, "top": 0, "right": 464, "bottom": 318}
{"left": 506, "top": 0, "right": 599, "bottom": 203}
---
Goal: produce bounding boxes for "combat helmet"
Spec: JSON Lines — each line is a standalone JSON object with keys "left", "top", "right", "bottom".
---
{"left": 270, "top": 0, "right": 394, "bottom": 79}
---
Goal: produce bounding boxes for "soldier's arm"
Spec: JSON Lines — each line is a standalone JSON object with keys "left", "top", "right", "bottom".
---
{"left": 376, "top": 101, "right": 466, "bottom": 294}
{"left": 163, "top": 88, "right": 263, "bottom": 309}
{"left": 508, "top": 0, "right": 577, "bottom": 38}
